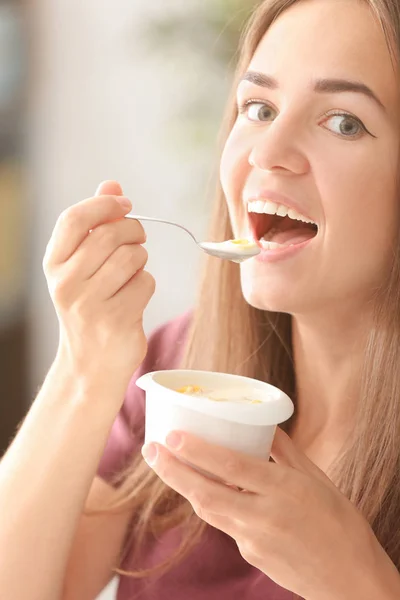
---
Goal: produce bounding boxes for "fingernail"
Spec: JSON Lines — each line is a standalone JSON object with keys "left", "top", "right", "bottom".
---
{"left": 166, "top": 431, "right": 183, "bottom": 451}
{"left": 142, "top": 443, "right": 158, "bottom": 466}
{"left": 116, "top": 196, "right": 132, "bottom": 209}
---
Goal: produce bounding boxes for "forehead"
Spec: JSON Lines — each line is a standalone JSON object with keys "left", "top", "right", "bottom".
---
{"left": 247, "top": 0, "right": 399, "bottom": 119}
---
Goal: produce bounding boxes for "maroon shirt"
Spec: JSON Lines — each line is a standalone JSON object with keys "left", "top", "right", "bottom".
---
{"left": 97, "top": 313, "right": 293, "bottom": 600}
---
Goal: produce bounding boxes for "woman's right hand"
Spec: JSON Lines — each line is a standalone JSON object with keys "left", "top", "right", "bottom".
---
{"left": 43, "top": 180, "right": 156, "bottom": 399}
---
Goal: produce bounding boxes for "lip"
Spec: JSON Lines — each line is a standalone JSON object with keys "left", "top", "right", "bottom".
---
{"left": 246, "top": 190, "right": 316, "bottom": 224}
{"left": 254, "top": 236, "right": 315, "bottom": 263}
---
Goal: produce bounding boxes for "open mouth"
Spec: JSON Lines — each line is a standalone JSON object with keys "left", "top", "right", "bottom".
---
{"left": 247, "top": 200, "right": 318, "bottom": 249}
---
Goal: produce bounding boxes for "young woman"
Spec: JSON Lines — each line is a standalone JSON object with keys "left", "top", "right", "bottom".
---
{"left": 2, "top": 0, "right": 400, "bottom": 598}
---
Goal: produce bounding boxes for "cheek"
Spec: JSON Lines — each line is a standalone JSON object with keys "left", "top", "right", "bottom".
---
{"left": 316, "top": 142, "right": 400, "bottom": 257}
{"left": 220, "top": 128, "right": 251, "bottom": 228}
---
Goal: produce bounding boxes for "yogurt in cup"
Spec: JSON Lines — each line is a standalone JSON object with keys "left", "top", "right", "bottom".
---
{"left": 136, "top": 369, "right": 294, "bottom": 461}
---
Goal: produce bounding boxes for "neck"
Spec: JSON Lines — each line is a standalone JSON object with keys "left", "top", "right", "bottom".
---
{"left": 287, "top": 306, "right": 371, "bottom": 459}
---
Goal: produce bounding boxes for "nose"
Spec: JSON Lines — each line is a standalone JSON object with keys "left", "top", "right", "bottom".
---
{"left": 248, "top": 115, "right": 310, "bottom": 175}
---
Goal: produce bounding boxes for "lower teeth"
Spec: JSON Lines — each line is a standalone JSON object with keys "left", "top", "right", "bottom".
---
{"left": 260, "top": 238, "right": 294, "bottom": 250}
{"left": 261, "top": 240, "right": 282, "bottom": 250}
{"left": 261, "top": 227, "right": 293, "bottom": 249}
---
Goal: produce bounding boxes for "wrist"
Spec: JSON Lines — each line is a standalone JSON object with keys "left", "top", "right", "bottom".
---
{"left": 363, "top": 546, "right": 400, "bottom": 600}
{"left": 56, "top": 341, "right": 131, "bottom": 390}
{"left": 344, "top": 565, "right": 400, "bottom": 600}
{"left": 43, "top": 351, "right": 127, "bottom": 413}
{"left": 308, "top": 546, "right": 400, "bottom": 600}
{"left": 359, "top": 529, "right": 400, "bottom": 600}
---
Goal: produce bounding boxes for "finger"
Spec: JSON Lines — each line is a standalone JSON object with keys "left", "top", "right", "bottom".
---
{"left": 162, "top": 431, "right": 279, "bottom": 494}
{"left": 45, "top": 188, "right": 132, "bottom": 266}
{"left": 66, "top": 218, "right": 146, "bottom": 280}
{"left": 111, "top": 269, "right": 155, "bottom": 309}
{"left": 95, "top": 180, "right": 124, "bottom": 196}
{"left": 270, "top": 427, "right": 337, "bottom": 490}
{"left": 142, "top": 443, "right": 254, "bottom": 524}
{"left": 93, "top": 180, "right": 129, "bottom": 226}
{"left": 89, "top": 243, "right": 149, "bottom": 299}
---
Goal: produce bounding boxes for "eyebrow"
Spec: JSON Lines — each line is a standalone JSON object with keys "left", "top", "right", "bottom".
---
{"left": 240, "top": 71, "right": 386, "bottom": 113}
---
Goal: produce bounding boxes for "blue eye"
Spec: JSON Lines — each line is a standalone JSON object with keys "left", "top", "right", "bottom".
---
{"left": 321, "top": 112, "right": 366, "bottom": 138}
{"left": 239, "top": 100, "right": 275, "bottom": 122}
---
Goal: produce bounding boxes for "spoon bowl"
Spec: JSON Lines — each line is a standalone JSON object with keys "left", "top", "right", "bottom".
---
{"left": 198, "top": 241, "right": 260, "bottom": 263}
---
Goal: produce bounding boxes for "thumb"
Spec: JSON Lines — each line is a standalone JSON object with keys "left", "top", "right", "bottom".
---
{"left": 270, "top": 427, "right": 338, "bottom": 490}
{"left": 95, "top": 180, "right": 124, "bottom": 197}
{"left": 270, "top": 427, "right": 309, "bottom": 468}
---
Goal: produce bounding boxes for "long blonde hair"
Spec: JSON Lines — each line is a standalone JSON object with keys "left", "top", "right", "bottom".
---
{"left": 88, "top": 0, "right": 400, "bottom": 585}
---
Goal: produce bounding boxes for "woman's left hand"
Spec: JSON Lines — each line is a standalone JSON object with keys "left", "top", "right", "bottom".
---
{"left": 141, "top": 428, "right": 395, "bottom": 600}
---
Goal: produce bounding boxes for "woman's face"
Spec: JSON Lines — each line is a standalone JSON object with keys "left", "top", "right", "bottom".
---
{"left": 220, "top": 0, "right": 400, "bottom": 315}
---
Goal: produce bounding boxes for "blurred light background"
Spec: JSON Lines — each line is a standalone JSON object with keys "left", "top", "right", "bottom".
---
{"left": 0, "top": 0, "right": 259, "bottom": 598}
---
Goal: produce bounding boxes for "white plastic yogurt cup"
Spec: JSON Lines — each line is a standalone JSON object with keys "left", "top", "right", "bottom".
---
{"left": 136, "top": 369, "right": 294, "bottom": 460}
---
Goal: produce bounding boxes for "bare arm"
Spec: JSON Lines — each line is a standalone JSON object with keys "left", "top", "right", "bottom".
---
{"left": 0, "top": 362, "right": 124, "bottom": 600}
{"left": 0, "top": 181, "right": 155, "bottom": 600}
{"left": 62, "top": 476, "right": 133, "bottom": 600}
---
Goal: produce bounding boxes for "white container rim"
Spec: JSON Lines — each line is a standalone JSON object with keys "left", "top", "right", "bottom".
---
{"left": 136, "top": 369, "right": 294, "bottom": 426}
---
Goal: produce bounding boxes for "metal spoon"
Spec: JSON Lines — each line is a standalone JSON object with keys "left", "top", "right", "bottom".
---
{"left": 125, "top": 213, "right": 261, "bottom": 263}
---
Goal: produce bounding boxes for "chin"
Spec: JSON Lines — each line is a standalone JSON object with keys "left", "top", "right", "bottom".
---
{"left": 241, "top": 274, "right": 288, "bottom": 312}
{"left": 239, "top": 264, "right": 305, "bottom": 314}
{"left": 242, "top": 288, "right": 290, "bottom": 313}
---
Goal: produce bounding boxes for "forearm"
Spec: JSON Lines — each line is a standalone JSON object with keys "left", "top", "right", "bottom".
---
{"left": 0, "top": 359, "right": 123, "bottom": 600}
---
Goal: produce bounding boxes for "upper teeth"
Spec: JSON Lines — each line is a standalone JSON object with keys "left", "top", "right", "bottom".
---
{"left": 248, "top": 200, "right": 316, "bottom": 225}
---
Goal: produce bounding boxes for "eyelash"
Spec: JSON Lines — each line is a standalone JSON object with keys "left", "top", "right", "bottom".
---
{"left": 237, "top": 98, "right": 373, "bottom": 138}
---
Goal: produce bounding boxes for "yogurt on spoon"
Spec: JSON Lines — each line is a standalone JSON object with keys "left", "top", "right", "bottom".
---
{"left": 198, "top": 238, "right": 261, "bottom": 263}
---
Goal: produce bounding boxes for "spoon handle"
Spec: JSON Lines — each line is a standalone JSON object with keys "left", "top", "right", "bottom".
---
{"left": 125, "top": 213, "right": 199, "bottom": 244}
